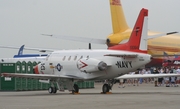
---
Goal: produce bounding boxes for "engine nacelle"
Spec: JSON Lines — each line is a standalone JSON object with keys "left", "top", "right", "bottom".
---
{"left": 77, "top": 58, "right": 107, "bottom": 73}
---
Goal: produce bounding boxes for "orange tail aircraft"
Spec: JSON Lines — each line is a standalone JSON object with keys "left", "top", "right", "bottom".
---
{"left": 107, "top": 0, "right": 180, "bottom": 67}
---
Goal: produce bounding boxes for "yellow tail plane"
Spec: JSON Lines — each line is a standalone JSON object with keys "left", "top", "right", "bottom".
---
{"left": 110, "top": 0, "right": 129, "bottom": 33}
{"left": 107, "top": 0, "right": 132, "bottom": 46}
{"left": 107, "top": 0, "right": 180, "bottom": 66}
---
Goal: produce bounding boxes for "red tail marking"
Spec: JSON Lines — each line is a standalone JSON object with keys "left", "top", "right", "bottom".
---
{"left": 108, "top": 8, "right": 148, "bottom": 53}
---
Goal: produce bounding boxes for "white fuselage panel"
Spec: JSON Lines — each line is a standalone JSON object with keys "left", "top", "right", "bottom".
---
{"left": 37, "top": 49, "right": 151, "bottom": 80}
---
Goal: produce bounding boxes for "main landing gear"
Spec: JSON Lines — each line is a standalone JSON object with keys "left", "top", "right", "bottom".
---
{"left": 72, "top": 84, "right": 79, "bottom": 94}
{"left": 48, "top": 83, "right": 79, "bottom": 94}
{"left": 102, "top": 84, "right": 110, "bottom": 93}
{"left": 102, "top": 79, "right": 116, "bottom": 94}
{"left": 48, "top": 82, "right": 57, "bottom": 94}
{"left": 48, "top": 86, "right": 57, "bottom": 94}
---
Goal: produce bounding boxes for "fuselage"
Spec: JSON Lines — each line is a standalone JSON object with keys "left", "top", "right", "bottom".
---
{"left": 36, "top": 49, "right": 151, "bottom": 80}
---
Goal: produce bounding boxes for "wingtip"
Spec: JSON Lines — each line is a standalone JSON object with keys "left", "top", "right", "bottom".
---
{"left": 41, "top": 34, "right": 53, "bottom": 37}
{"left": 167, "top": 31, "right": 178, "bottom": 35}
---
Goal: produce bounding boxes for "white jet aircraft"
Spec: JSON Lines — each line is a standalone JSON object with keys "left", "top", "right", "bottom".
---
{"left": 0, "top": 8, "right": 175, "bottom": 94}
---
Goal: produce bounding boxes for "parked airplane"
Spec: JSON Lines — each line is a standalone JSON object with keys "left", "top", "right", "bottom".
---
{"left": 161, "top": 51, "right": 180, "bottom": 67}
{"left": 13, "top": 45, "right": 48, "bottom": 58}
{"left": 1, "top": 8, "right": 153, "bottom": 94}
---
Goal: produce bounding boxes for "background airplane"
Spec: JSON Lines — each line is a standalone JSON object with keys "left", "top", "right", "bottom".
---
{"left": 13, "top": 45, "right": 48, "bottom": 58}
{"left": 1, "top": 8, "right": 152, "bottom": 94}
{"left": 107, "top": 0, "right": 180, "bottom": 67}
{"left": 162, "top": 51, "right": 180, "bottom": 67}
{"left": 40, "top": 0, "right": 179, "bottom": 67}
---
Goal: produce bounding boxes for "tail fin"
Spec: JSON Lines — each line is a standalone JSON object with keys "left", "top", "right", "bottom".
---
{"left": 110, "top": 0, "right": 129, "bottom": 33}
{"left": 108, "top": 8, "right": 148, "bottom": 53}
{"left": 17, "top": 45, "right": 25, "bottom": 55}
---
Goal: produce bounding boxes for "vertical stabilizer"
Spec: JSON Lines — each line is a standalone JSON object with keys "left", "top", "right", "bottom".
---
{"left": 128, "top": 8, "right": 148, "bottom": 52}
{"left": 18, "top": 45, "right": 25, "bottom": 55}
{"left": 109, "top": 8, "right": 148, "bottom": 53}
{"left": 110, "top": 0, "right": 129, "bottom": 33}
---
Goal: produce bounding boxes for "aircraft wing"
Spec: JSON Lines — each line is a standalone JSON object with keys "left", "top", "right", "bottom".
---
{"left": 43, "top": 32, "right": 178, "bottom": 45}
{"left": 115, "top": 74, "right": 180, "bottom": 79}
{"left": 104, "top": 54, "right": 138, "bottom": 58}
{"left": 0, "top": 45, "right": 55, "bottom": 52}
{"left": 1, "top": 73, "right": 84, "bottom": 80}
{"left": 147, "top": 32, "right": 178, "bottom": 39}
{"left": 42, "top": 34, "right": 106, "bottom": 44}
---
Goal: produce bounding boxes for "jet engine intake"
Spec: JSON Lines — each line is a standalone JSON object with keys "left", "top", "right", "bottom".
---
{"left": 77, "top": 58, "right": 107, "bottom": 73}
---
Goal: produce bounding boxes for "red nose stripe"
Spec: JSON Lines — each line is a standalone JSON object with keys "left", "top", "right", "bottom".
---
{"left": 34, "top": 65, "right": 39, "bottom": 74}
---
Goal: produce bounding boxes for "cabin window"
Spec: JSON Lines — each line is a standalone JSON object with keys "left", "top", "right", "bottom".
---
{"left": 87, "top": 55, "right": 89, "bottom": 59}
{"left": 80, "top": 56, "right": 83, "bottom": 59}
{"left": 68, "top": 56, "right": 71, "bottom": 61}
{"left": 63, "top": 56, "right": 66, "bottom": 61}
{"left": 49, "top": 63, "right": 53, "bottom": 65}
{"left": 74, "top": 56, "right": 77, "bottom": 60}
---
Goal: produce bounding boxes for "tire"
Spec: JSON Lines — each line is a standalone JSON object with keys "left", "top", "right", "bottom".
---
{"left": 48, "top": 87, "right": 54, "bottom": 94}
{"left": 73, "top": 84, "right": 79, "bottom": 93}
{"left": 53, "top": 87, "right": 57, "bottom": 93}
{"left": 102, "top": 84, "right": 109, "bottom": 93}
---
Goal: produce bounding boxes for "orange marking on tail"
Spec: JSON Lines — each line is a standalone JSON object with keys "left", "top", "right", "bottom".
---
{"left": 111, "top": 0, "right": 121, "bottom": 6}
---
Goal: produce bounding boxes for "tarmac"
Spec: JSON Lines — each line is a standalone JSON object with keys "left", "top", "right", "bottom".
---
{"left": 0, "top": 83, "right": 180, "bottom": 109}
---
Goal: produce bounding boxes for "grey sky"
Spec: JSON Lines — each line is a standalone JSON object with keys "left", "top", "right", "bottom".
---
{"left": 0, "top": 0, "right": 180, "bottom": 58}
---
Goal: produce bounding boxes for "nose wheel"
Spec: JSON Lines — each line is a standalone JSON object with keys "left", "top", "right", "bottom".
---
{"left": 48, "top": 87, "right": 57, "bottom": 94}
{"left": 102, "top": 84, "right": 110, "bottom": 93}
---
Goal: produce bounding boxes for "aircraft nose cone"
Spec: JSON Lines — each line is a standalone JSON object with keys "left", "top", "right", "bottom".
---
{"left": 106, "top": 38, "right": 110, "bottom": 44}
{"left": 33, "top": 65, "right": 39, "bottom": 74}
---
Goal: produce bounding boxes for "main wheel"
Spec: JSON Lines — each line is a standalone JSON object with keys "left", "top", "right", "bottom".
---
{"left": 102, "top": 84, "right": 109, "bottom": 93}
{"left": 48, "top": 87, "right": 54, "bottom": 94}
{"left": 73, "top": 84, "right": 79, "bottom": 93}
{"left": 53, "top": 87, "right": 57, "bottom": 93}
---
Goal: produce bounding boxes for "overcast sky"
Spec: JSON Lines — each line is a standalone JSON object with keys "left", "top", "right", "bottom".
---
{"left": 0, "top": 0, "right": 180, "bottom": 58}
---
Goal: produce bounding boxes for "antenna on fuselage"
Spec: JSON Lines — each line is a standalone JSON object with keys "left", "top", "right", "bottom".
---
{"left": 89, "top": 43, "right": 91, "bottom": 49}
